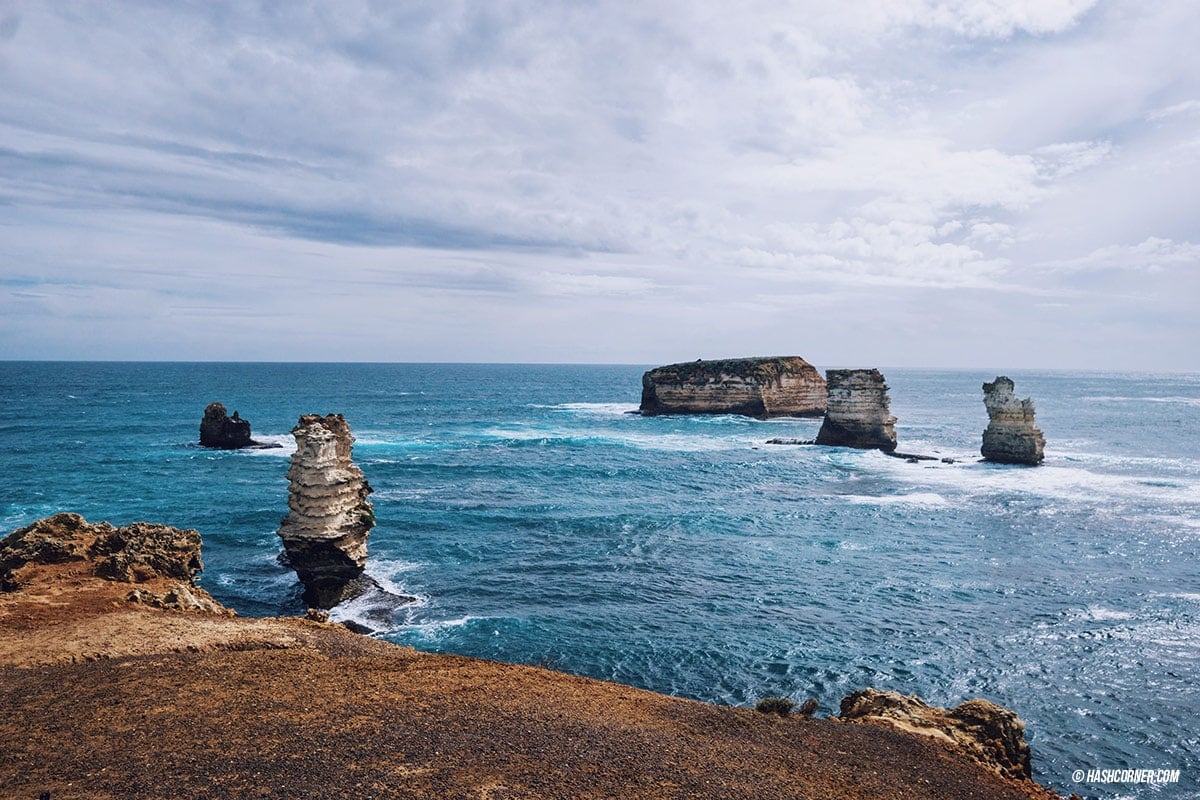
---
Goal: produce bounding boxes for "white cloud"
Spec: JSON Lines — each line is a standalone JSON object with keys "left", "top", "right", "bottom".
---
{"left": 1033, "top": 140, "right": 1114, "bottom": 179}
{"left": 1146, "top": 99, "right": 1200, "bottom": 122}
{"left": 1042, "top": 237, "right": 1200, "bottom": 274}
{"left": 0, "top": 0, "right": 1197, "bottom": 368}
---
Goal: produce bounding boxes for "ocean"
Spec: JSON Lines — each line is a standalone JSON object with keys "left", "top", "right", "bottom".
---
{"left": 1, "top": 362, "right": 1197, "bottom": 798}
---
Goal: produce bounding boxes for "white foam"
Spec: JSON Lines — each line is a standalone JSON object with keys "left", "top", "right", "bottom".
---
{"left": 366, "top": 558, "right": 425, "bottom": 598}
{"left": 1084, "top": 395, "right": 1200, "bottom": 407}
{"left": 872, "top": 453, "right": 1200, "bottom": 511}
{"left": 1087, "top": 606, "right": 1136, "bottom": 622}
{"left": 544, "top": 402, "right": 641, "bottom": 415}
{"left": 478, "top": 425, "right": 754, "bottom": 453}
{"left": 401, "top": 615, "right": 487, "bottom": 641}
{"left": 244, "top": 433, "right": 296, "bottom": 456}
{"left": 842, "top": 492, "right": 951, "bottom": 508}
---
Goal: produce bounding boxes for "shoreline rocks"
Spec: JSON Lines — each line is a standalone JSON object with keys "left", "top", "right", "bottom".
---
{"left": 981, "top": 377, "right": 1045, "bottom": 465}
{"left": 839, "top": 688, "right": 1033, "bottom": 784}
{"left": 0, "top": 512, "right": 229, "bottom": 615}
{"left": 277, "top": 414, "right": 377, "bottom": 608}
{"left": 815, "top": 369, "right": 898, "bottom": 452}
{"left": 640, "top": 357, "right": 826, "bottom": 418}
{"left": 199, "top": 402, "right": 280, "bottom": 449}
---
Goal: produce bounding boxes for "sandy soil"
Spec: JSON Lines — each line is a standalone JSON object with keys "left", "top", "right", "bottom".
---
{"left": 0, "top": 561, "right": 1064, "bottom": 800}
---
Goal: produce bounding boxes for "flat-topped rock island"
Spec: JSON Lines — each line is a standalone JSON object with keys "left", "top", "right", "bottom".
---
{"left": 640, "top": 356, "right": 827, "bottom": 418}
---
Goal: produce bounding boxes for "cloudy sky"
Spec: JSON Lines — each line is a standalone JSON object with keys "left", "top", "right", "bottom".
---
{"left": 1, "top": 1, "right": 1197, "bottom": 369}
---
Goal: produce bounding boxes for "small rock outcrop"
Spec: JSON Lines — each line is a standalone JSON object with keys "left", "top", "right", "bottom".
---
{"left": 0, "top": 512, "right": 228, "bottom": 614}
{"left": 640, "top": 357, "right": 826, "bottom": 418}
{"left": 839, "top": 688, "right": 1032, "bottom": 783}
{"left": 981, "top": 377, "right": 1045, "bottom": 465}
{"left": 199, "top": 402, "right": 279, "bottom": 449}
{"left": 814, "top": 369, "right": 897, "bottom": 452}
{"left": 277, "top": 414, "right": 376, "bottom": 608}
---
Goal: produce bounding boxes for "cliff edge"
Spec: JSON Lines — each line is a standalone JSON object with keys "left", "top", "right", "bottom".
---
{"left": 1, "top": 514, "right": 1066, "bottom": 800}
{"left": 640, "top": 357, "right": 826, "bottom": 418}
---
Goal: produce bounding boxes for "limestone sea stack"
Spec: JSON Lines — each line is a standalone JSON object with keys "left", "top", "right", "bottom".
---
{"left": 277, "top": 414, "right": 376, "bottom": 608}
{"left": 981, "top": 376, "right": 1045, "bottom": 465}
{"left": 814, "top": 369, "right": 898, "bottom": 452}
{"left": 639, "top": 357, "right": 826, "bottom": 418}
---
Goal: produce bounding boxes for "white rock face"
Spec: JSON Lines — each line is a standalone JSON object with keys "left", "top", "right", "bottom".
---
{"left": 981, "top": 377, "right": 1044, "bottom": 465}
{"left": 277, "top": 414, "right": 375, "bottom": 608}
{"left": 815, "top": 369, "right": 898, "bottom": 451}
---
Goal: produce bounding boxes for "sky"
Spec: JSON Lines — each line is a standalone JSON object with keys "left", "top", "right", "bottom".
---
{"left": 1, "top": 1, "right": 1197, "bottom": 369}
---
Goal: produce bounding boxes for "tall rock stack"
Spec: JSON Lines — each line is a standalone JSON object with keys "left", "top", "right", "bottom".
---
{"left": 277, "top": 414, "right": 375, "bottom": 608}
{"left": 815, "top": 369, "right": 898, "bottom": 452}
{"left": 981, "top": 377, "right": 1044, "bottom": 465}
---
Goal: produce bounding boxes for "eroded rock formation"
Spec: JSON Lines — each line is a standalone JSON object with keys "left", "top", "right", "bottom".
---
{"left": 640, "top": 357, "right": 826, "bottom": 418}
{"left": 199, "top": 402, "right": 279, "bottom": 449}
{"left": 277, "top": 414, "right": 376, "bottom": 608}
{"left": 981, "top": 377, "right": 1045, "bottom": 465}
{"left": 0, "top": 512, "right": 228, "bottom": 614}
{"left": 839, "top": 688, "right": 1033, "bottom": 783}
{"left": 814, "top": 369, "right": 898, "bottom": 451}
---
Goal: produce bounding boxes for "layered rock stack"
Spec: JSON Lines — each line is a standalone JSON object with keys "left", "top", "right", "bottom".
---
{"left": 639, "top": 357, "right": 826, "bottom": 418}
{"left": 814, "top": 369, "right": 898, "bottom": 452}
{"left": 981, "top": 377, "right": 1045, "bottom": 465}
{"left": 277, "top": 414, "right": 375, "bottom": 608}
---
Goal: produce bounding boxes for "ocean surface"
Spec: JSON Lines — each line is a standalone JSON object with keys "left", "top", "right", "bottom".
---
{"left": 1, "top": 362, "right": 1197, "bottom": 798}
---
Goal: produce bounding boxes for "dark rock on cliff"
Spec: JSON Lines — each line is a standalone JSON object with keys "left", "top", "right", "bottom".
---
{"left": 277, "top": 414, "right": 377, "bottom": 608}
{"left": 981, "top": 377, "right": 1045, "bottom": 465}
{"left": 199, "top": 402, "right": 280, "bottom": 449}
{"left": 814, "top": 369, "right": 898, "bottom": 451}
{"left": 640, "top": 357, "right": 826, "bottom": 418}
{"left": 840, "top": 688, "right": 1033, "bottom": 783}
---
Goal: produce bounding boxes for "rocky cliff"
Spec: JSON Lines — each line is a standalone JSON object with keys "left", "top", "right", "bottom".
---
{"left": 0, "top": 516, "right": 1066, "bottom": 800}
{"left": 640, "top": 357, "right": 826, "bottom": 418}
{"left": 815, "top": 368, "right": 898, "bottom": 451}
{"left": 981, "top": 377, "right": 1045, "bottom": 465}
{"left": 277, "top": 413, "right": 376, "bottom": 608}
{"left": 0, "top": 512, "right": 227, "bottom": 614}
{"left": 840, "top": 688, "right": 1033, "bottom": 783}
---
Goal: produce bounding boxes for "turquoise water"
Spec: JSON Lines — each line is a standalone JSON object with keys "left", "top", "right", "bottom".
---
{"left": 2, "top": 362, "right": 1198, "bottom": 797}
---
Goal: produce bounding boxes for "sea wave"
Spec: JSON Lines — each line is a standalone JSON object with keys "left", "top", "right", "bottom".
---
{"left": 841, "top": 492, "right": 951, "bottom": 508}
{"left": 1083, "top": 395, "right": 1200, "bottom": 407}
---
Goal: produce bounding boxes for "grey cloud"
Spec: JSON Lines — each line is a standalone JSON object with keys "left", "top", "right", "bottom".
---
{"left": 1, "top": 0, "right": 1197, "bottom": 368}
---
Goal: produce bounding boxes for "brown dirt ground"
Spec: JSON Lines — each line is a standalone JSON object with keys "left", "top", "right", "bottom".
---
{"left": 0, "top": 564, "right": 1064, "bottom": 800}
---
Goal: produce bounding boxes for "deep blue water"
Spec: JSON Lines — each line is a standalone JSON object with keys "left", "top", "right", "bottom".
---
{"left": 1, "top": 362, "right": 1198, "bottom": 798}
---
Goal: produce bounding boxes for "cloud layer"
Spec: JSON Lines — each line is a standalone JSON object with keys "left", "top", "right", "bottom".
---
{"left": 1, "top": 0, "right": 1197, "bottom": 368}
